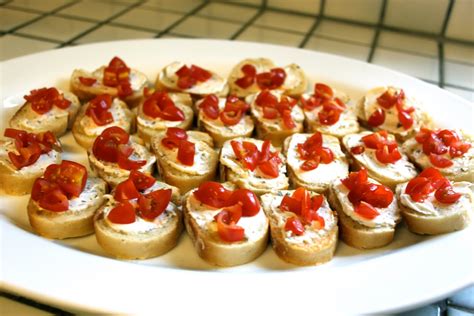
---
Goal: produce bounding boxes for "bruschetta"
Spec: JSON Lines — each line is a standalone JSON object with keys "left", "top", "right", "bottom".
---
{"left": 94, "top": 170, "right": 182, "bottom": 259}
{"left": 328, "top": 168, "right": 401, "bottom": 249}
{"left": 355, "top": 86, "right": 432, "bottom": 140}
{"left": 248, "top": 90, "right": 304, "bottom": 147}
{"left": 70, "top": 56, "right": 148, "bottom": 107}
{"left": 9, "top": 87, "right": 80, "bottom": 137}
{"left": 196, "top": 94, "right": 254, "bottom": 147}
{"left": 283, "top": 132, "right": 349, "bottom": 193}
{"left": 136, "top": 90, "right": 194, "bottom": 144}
{"left": 396, "top": 167, "right": 473, "bottom": 235}
{"left": 183, "top": 181, "right": 268, "bottom": 266}
{"left": 27, "top": 160, "right": 107, "bottom": 239}
{"left": 228, "top": 58, "right": 307, "bottom": 98}
{"left": 155, "top": 62, "right": 228, "bottom": 97}
{"left": 72, "top": 94, "right": 135, "bottom": 149}
{"left": 87, "top": 126, "right": 156, "bottom": 187}
{"left": 151, "top": 128, "right": 218, "bottom": 193}
{"left": 261, "top": 188, "right": 338, "bottom": 266}
{"left": 0, "top": 128, "right": 62, "bottom": 195}
{"left": 220, "top": 137, "right": 289, "bottom": 195}
{"left": 342, "top": 130, "right": 418, "bottom": 189}
{"left": 402, "top": 128, "right": 473, "bottom": 182}
{"left": 301, "top": 83, "right": 359, "bottom": 137}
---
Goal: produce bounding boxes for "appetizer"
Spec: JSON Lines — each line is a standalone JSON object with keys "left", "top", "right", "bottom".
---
{"left": 396, "top": 167, "right": 473, "bottom": 235}
{"left": 402, "top": 128, "right": 473, "bottom": 182}
{"left": 137, "top": 90, "right": 193, "bottom": 144}
{"left": 0, "top": 128, "right": 61, "bottom": 195}
{"left": 248, "top": 90, "right": 304, "bottom": 147}
{"left": 155, "top": 62, "right": 228, "bottom": 97}
{"left": 27, "top": 160, "right": 107, "bottom": 239}
{"left": 228, "top": 58, "right": 307, "bottom": 98}
{"left": 343, "top": 130, "right": 417, "bottom": 188}
{"left": 70, "top": 56, "right": 148, "bottom": 107}
{"left": 151, "top": 128, "right": 218, "bottom": 193}
{"left": 9, "top": 87, "right": 80, "bottom": 137}
{"left": 72, "top": 94, "right": 135, "bottom": 149}
{"left": 356, "top": 86, "right": 431, "bottom": 139}
{"left": 283, "top": 132, "right": 349, "bottom": 192}
{"left": 261, "top": 188, "right": 338, "bottom": 266}
{"left": 88, "top": 126, "right": 155, "bottom": 187}
{"left": 94, "top": 170, "right": 182, "bottom": 259}
{"left": 328, "top": 168, "right": 401, "bottom": 249}
{"left": 184, "top": 181, "right": 268, "bottom": 266}
{"left": 301, "top": 83, "right": 359, "bottom": 137}
{"left": 220, "top": 137, "right": 289, "bottom": 195}
{"left": 196, "top": 94, "right": 254, "bottom": 147}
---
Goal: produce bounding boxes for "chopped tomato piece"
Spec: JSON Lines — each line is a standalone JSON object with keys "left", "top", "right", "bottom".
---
{"left": 361, "top": 130, "right": 389, "bottom": 149}
{"left": 398, "top": 110, "right": 414, "bottom": 129}
{"left": 103, "top": 57, "right": 132, "bottom": 98}
{"left": 300, "top": 95, "right": 321, "bottom": 110}
{"left": 376, "top": 90, "right": 398, "bottom": 109}
{"left": 44, "top": 160, "right": 87, "bottom": 198}
{"left": 351, "top": 145, "right": 365, "bottom": 155}
{"left": 255, "top": 90, "right": 278, "bottom": 107}
{"left": 39, "top": 188, "right": 69, "bottom": 212}
{"left": 129, "top": 170, "right": 156, "bottom": 191}
{"left": 318, "top": 99, "right": 344, "bottom": 125}
{"left": 297, "top": 132, "right": 333, "bottom": 171}
{"left": 86, "top": 94, "right": 113, "bottom": 126}
{"left": 199, "top": 94, "right": 220, "bottom": 119}
{"left": 429, "top": 154, "right": 453, "bottom": 168}
{"left": 300, "top": 158, "right": 320, "bottom": 171}
{"left": 220, "top": 109, "right": 242, "bottom": 125}
{"left": 107, "top": 201, "right": 136, "bottom": 224}
{"left": 79, "top": 76, "right": 97, "bottom": 86}
{"left": 227, "top": 189, "right": 260, "bottom": 216}
{"left": 434, "top": 183, "right": 461, "bottom": 204}
{"left": 449, "top": 141, "right": 471, "bottom": 158}
{"left": 8, "top": 142, "right": 41, "bottom": 170}
{"left": 367, "top": 108, "right": 385, "bottom": 127}
{"left": 280, "top": 195, "right": 302, "bottom": 214}
{"left": 176, "top": 64, "right": 212, "bottom": 89}
{"left": 235, "top": 64, "right": 257, "bottom": 88}
{"left": 355, "top": 201, "right": 380, "bottom": 219}
{"left": 177, "top": 140, "right": 195, "bottom": 166}
{"left": 375, "top": 144, "right": 402, "bottom": 164}
{"left": 138, "top": 189, "right": 172, "bottom": 220}
{"left": 114, "top": 179, "right": 141, "bottom": 201}
{"left": 214, "top": 208, "right": 244, "bottom": 242}
{"left": 25, "top": 87, "right": 71, "bottom": 114}
{"left": 92, "top": 126, "right": 130, "bottom": 163}
{"left": 405, "top": 177, "right": 434, "bottom": 202}
{"left": 143, "top": 91, "right": 184, "bottom": 121}
{"left": 258, "top": 156, "right": 280, "bottom": 178}
{"left": 231, "top": 140, "right": 259, "bottom": 171}
{"left": 314, "top": 83, "right": 333, "bottom": 100}
{"left": 281, "top": 109, "right": 296, "bottom": 129}
{"left": 256, "top": 67, "right": 286, "bottom": 89}
{"left": 285, "top": 217, "right": 305, "bottom": 236}
{"left": 193, "top": 181, "right": 233, "bottom": 208}
{"left": 161, "top": 127, "right": 188, "bottom": 149}
{"left": 360, "top": 184, "right": 394, "bottom": 208}
{"left": 262, "top": 106, "right": 279, "bottom": 119}
{"left": 341, "top": 168, "right": 368, "bottom": 190}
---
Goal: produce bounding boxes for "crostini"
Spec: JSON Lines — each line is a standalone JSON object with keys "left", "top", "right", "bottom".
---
{"left": 301, "top": 83, "right": 359, "bottom": 137}
{"left": 261, "top": 188, "right": 338, "bottom": 266}
{"left": 72, "top": 94, "right": 135, "bottom": 149}
{"left": 283, "top": 132, "right": 349, "bottom": 192}
{"left": 94, "top": 170, "right": 182, "bottom": 259}
{"left": 88, "top": 126, "right": 156, "bottom": 187}
{"left": 0, "top": 128, "right": 62, "bottom": 195}
{"left": 220, "top": 137, "right": 289, "bottom": 195}
{"left": 396, "top": 167, "right": 473, "bottom": 235}
{"left": 136, "top": 90, "right": 194, "bottom": 144}
{"left": 196, "top": 94, "right": 254, "bottom": 147}
{"left": 248, "top": 90, "right": 304, "bottom": 147}
{"left": 342, "top": 130, "right": 418, "bottom": 189}
{"left": 9, "top": 87, "right": 80, "bottom": 137}
{"left": 328, "top": 168, "right": 401, "bottom": 249}
{"left": 184, "top": 181, "right": 268, "bottom": 266}
{"left": 70, "top": 56, "right": 148, "bottom": 107}
{"left": 27, "top": 160, "right": 107, "bottom": 239}
{"left": 402, "top": 128, "right": 473, "bottom": 182}
{"left": 228, "top": 58, "right": 307, "bottom": 98}
{"left": 356, "top": 86, "right": 432, "bottom": 139}
{"left": 155, "top": 61, "right": 228, "bottom": 97}
{"left": 151, "top": 128, "right": 218, "bottom": 193}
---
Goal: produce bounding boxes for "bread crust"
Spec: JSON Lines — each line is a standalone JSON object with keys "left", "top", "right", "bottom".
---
{"left": 328, "top": 185, "right": 396, "bottom": 249}
{"left": 183, "top": 192, "right": 269, "bottom": 267}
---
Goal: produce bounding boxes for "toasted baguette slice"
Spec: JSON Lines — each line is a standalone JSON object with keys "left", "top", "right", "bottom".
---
{"left": 9, "top": 90, "right": 80, "bottom": 137}
{"left": 396, "top": 181, "right": 473, "bottom": 235}
{"left": 228, "top": 58, "right": 307, "bottom": 98}
{"left": 341, "top": 131, "right": 418, "bottom": 190}
{"left": 70, "top": 67, "right": 148, "bottom": 108}
{"left": 328, "top": 180, "right": 400, "bottom": 249}
{"left": 283, "top": 133, "right": 349, "bottom": 193}
{"left": 183, "top": 185, "right": 269, "bottom": 266}
{"left": 27, "top": 177, "right": 107, "bottom": 239}
{"left": 402, "top": 131, "right": 474, "bottom": 183}
{"left": 0, "top": 138, "right": 62, "bottom": 195}
{"left": 151, "top": 130, "right": 217, "bottom": 193}
{"left": 261, "top": 190, "right": 338, "bottom": 266}
{"left": 72, "top": 97, "right": 135, "bottom": 149}
{"left": 94, "top": 183, "right": 182, "bottom": 259}
{"left": 137, "top": 92, "right": 194, "bottom": 144}
{"left": 155, "top": 61, "right": 229, "bottom": 97}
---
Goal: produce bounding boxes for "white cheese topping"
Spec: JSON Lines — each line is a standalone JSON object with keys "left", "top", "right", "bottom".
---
{"left": 79, "top": 98, "right": 131, "bottom": 136}
{"left": 286, "top": 133, "right": 348, "bottom": 185}
{"left": 186, "top": 192, "right": 268, "bottom": 242}
{"left": 398, "top": 181, "right": 474, "bottom": 216}
{"left": 334, "top": 180, "right": 399, "bottom": 228}
{"left": 68, "top": 177, "right": 106, "bottom": 213}
{"left": 344, "top": 131, "right": 418, "bottom": 182}
{"left": 159, "top": 61, "right": 227, "bottom": 95}
{"left": 92, "top": 67, "right": 147, "bottom": 92}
